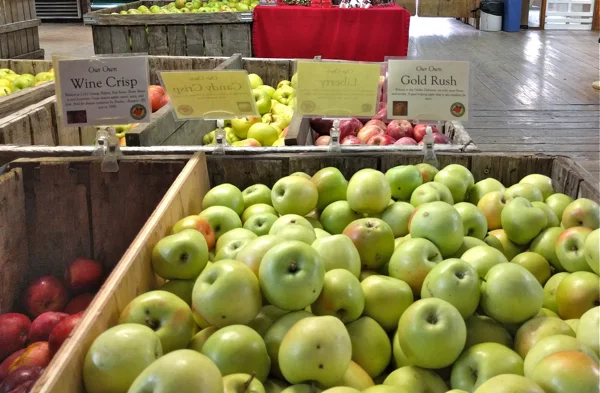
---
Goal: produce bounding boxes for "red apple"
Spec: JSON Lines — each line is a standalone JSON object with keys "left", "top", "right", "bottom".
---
{"left": 0, "top": 366, "right": 44, "bottom": 393}
{"left": 394, "top": 137, "right": 418, "bottom": 145}
{"left": 386, "top": 120, "right": 413, "bottom": 140}
{"left": 158, "top": 94, "right": 169, "bottom": 110}
{"left": 8, "top": 343, "right": 50, "bottom": 373}
{"left": 367, "top": 134, "right": 396, "bottom": 146}
{"left": 413, "top": 124, "right": 439, "bottom": 142}
{"left": 63, "top": 293, "right": 94, "bottom": 315}
{"left": 377, "top": 102, "right": 387, "bottom": 111}
{"left": 315, "top": 135, "right": 331, "bottom": 146}
{"left": 341, "top": 136, "right": 363, "bottom": 145}
{"left": 48, "top": 313, "right": 83, "bottom": 355}
{"left": 148, "top": 85, "right": 165, "bottom": 96}
{"left": 310, "top": 118, "right": 334, "bottom": 135}
{"left": 0, "top": 314, "right": 31, "bottom": 361}
{"left": 3, "top": 380, "right": 35, "bottom": 393}
{"left": 339, "top": 118, "right": 363, "bottom": 140}
{"left": 28, "top": 313, "right": 68, "bottom": 343}
{"left": 371, "top": 108, "right": 387, "bottom": 121}
{"left": 364, "top": 119, "right": 387, "bottom": 131}
{"left": 0, "top": 350, "right": 24, "bottom": 382}
{"left": 431, "top": 132, "right": 450, "bottom": 144}
{"left": 64, "top": 258, "right": 104, "bottom": 295}
{"left": 23, "top": 277, "right": 68, "bottom": 318}
{"left": 357, "top": 125, "right": 384, "bottom": 143}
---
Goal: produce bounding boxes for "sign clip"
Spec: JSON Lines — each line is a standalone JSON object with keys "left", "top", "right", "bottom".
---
{"left": 213, "top": 119, "right": 229, "bottom": 155}
{"left": 422, "top": 125, "right": 439, "bottom": 168}
{"left": 328, "top": 119, "right": 342, "bottom": 153}
{"left": 92, "top": 128, "right": 121, "bottom": 172}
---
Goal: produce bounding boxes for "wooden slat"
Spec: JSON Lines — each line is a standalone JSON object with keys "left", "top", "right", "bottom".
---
{"left": 185, "top": 25, "right": 204, "bottom": 56}
{"left": 9, "top": 48, "right": 45, "bottom": 59}
{"left": 202, "top": 24, "right": 223, "bottom": 56}
{"left": 110, "top": 26, "right": 132, "bottom": 54}
{"left": 129, "top": 25, "right": 148, "bottom": 53}
{"left": 92, "top": 26, "right": 112, "bottom": 54}
{"left": 0, "top": 18, "right": 40, "bottom": 34}
{"left": 221, "top": 24, "right": 252, "bottom": 56}
{"left": 166, "top": 25, "right": 185, "bottom": 56}
{"left": 0, "top": 32, "right": 8, "bottom": 58}
{"left": 84, "top": 10, "right": 252, "bottom": 25}
{"left": 29, "top": 103, "right": 56, "bottom": 145}
{"left": 208, "top": 156, "right": 285, "bottom": 188}
{"left": 147, "top": 25, "right": 168, "bottom": 55}
{"left": 0, "top": 81, "right": 55, "bottom": 119}
{"left": 242, "top": 58, "right": 293, "bottom": 88}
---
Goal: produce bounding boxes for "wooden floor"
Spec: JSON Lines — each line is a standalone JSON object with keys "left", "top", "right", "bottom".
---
{"left": 38, "top": 19, "right": 600, "bottom": 177}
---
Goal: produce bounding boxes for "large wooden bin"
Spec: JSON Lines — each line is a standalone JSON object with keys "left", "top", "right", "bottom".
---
{"left": 25, "top": 151, "right": 599, "bottom": 393}
{"left": 0, "top": 0, "right": 44, "bottom": 59}
{"left": 83, "top": 1, "right": 253, "bottom": 57}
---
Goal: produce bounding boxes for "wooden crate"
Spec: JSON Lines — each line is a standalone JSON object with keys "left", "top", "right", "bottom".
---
{"left": 84, "top": 1, "right": 253, "bottom": 57}
{"left": 0, "top": 59, "right": 54, "bottom": 118}
{"left": 27, "top": 151, "right": 598, "bottom": 393}
{"left": 418, "top": 0, "right": 472, "bottom": 17}
{"left": 0, "top": 0, "right": 43, "bottom": 59}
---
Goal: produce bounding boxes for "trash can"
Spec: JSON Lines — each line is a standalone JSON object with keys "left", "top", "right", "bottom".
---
{"left": 503, "top": 0, "right": 522, "bottom": 31}
{"left": 479, "top": 0, "right": 503, "bottom": 31}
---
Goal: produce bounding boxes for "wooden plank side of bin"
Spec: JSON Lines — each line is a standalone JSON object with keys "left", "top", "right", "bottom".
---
{"left": 33, "top": 154, "right": 208, "bottom": 393}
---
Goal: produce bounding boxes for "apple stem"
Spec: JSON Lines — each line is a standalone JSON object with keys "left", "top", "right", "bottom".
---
{"left": 243, "top": 372, "right": 256, "bottom": 392}
{"left": 288, "top": 261, "right": 298, "bottom": 273}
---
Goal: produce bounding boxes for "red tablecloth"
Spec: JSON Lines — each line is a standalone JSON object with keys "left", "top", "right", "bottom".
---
{"left": 252, "top": 4, "right": 410, "bottom": 62}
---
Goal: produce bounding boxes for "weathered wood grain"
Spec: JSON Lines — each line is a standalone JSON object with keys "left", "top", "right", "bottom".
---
{"left": 185, "top": 25, "right": 204, "bottom": 56}
{"left": 221, "top": 24, "right": 252, "bottom": 56}
{"left": 110, "top": 26, "right": 132, "bottom": 53}
{"left": 147, "top": 25, "right": 168, "bottom": 55}
{"left": 202, "top": 24, "right": 223, "bottom": 56}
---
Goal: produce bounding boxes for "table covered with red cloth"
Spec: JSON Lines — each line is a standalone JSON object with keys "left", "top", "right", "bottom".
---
{"left": 252, "top": 4, "right": 410, "bottom": 62}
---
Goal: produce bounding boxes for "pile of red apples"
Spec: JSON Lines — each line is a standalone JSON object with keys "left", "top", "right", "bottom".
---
{"left": 0, "top": 258, "right": 104, "bottom": 393}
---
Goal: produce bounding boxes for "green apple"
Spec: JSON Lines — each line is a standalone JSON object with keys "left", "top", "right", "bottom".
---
{"left": 215, "top": 228, "right": 257, "bottom": 254}
{"left": 467, "top": 178, "right": 505, "bottom": 205}
{"left": 545, "top": 193, "right": 573, "bottom": 220}
{"left": 270, "top": 214, "right": 313, "bottom": 233}
{"left": 236, "top": 235, "right": 280, "bottom": 276}
{"left": 383, "top": 366, "right": 447, "bottom": 393}
{"left": 542, "top": 272, "right": 569, "bottom": 313}
{"left": 556, "top": 271, "right": 600, "bottom": 319}
{"left": 520, "top": 174, "right": 554, "bottom": 199}
{"left": 188, "top": 326, "right": 218, "bottom": 352}
{"left": 388, "top": 238, "right": 443, "bottom": 295}
{"left": 202, "top": 183, "right": 245, "bottom": 216}
{"left": 537, "top": 307, "right": 560, "bottom": 318}
{"left": 562, "top": 198, "right": 600, "bottom": 229}
{"left": 532, "top": 201, "right": 560, "bottom": 228}
{"left": 311, "top": 269, "right": 364, "bottom": 322}
{"left": 331, "top": 360, "right": 374, "bottom": 390}
{"left": 450, "top": 236, "right": 487, "bottom": 258}
{"left": 481, "top": 263, "right": 544, "bottom": 324}
{"left": 531, "top": 350, "right": 600, "bottom": 393}
{"left": 264, "top": 379, "right": 289, "bottom": 393}
{"left": 244, "top": 213, "right": 278, "bottom": 236}
{"left": 248, "top": 73, "right": 264, "bottom": 88}
{"left": 242, "top": 184, "right": 272, "bottom": 209}
{"left": 483, "top": 233, "right": 504, "bottom": 254}
{"left": 199, "top": 206, "right": 242, "bottom": 240}
{"left": 306, "top": 217, "right": 322, "bottom": 229}
{"left": 34, "top": 72, "right": 54, "bottom": 83}
{"left": 450, "top": 342, "right": 524, "bottom": 392}
{"left": 342, "top": 218, "right": 395, "bottom": 270}
{"left": 454, "top": 202, "right": 488, "bottom": 239}
{"left": 159, "top": 279, "right": 195, "bottom": 306}
{"left": 247, "top": 305, "right": 288, "bottom": 337}
{"left": 231, "top": 117, "right": 261, "bottom": 139}
{"left": 385, "top": 165, "right": 423, "bottom": 201}
{"left": 257, "top": 84, "right": 276, "bottom": 97}
{"left": 410, "top": 182, "right": 454, "bottom": 206}
{"left": 277, "top": 80, "right": 292, "bottom": 89}
{"left": 361, "top": 275, "right": 413, "bottom": 331}
{"left": 213, "top": 241, "right": 249, "bottom": 261}
{"left": 397, "top": 298, "right": 466, "bottom": 369}
{"left": 322, "top": 388, "right": 360, "bottom": 393}
{"left": 421, "top": 258, "right": 481, "bottom": 319}
{"left": 565, "top": 318, "right": 580, "bottom": 332}
{"left": 556, "top": 226, "right": 593, "bottom": 272}
{"left": 464, "top": 315, "right": 513, "bottom": 349}
{"left": 259, "top": 240, "right": 325, "bottom": 310}
{"left": 277, "top": 225, "right": 316, "bottom": 244}
{"left": 202, "top": 325, "right": 270, "bottom": 381}
{"left": 83, "top": 324, "right": 163, "bottom": 393}
{"left": 271, "top": 176, "right": 318, "bottom": 216}
{"left": 192, "top": 259, "right": 261, "bottom": 327}
{"left": 584, "top": 229, "right": 600, "bottom": 274}
{"left": 409, "top": 201, "right": 464, "bottom": 257}
{"left": 530, "top": 227, "right": 566, "bottom": 272}
{"left": 577, "top": 306, "right": 599, "bottom": 356}
{"left": 511, "top": 252, "right": 551, "bottom": 285}
{"left": 505, "top": 183, "right": 544, "bottom": 202}
{"left": 477, "top": 191, "right": 506, "bottom": 230}
{"left": 119, "top": 290, "right": 195, "bottom": 353}
{"left": 523, "top": 334, "right": 600, "bottom": 378}
{"left": 11, "top": 75, "right": 33, "bottom": 90}
{"left": 264, "top": 310, "right": 313, "bottom": 378}
{"left": 315, "top": 228, "right": 330, "bottom": 238}
{"left": 127, "top": 350, "right": 223, "bottom": 393}
{"left": 346, "top": 169, "right": 391, "bottom": 214}
{"left": 392, "top": 330, "right": 412, "bottom": 368}
{"left": 311, "top": 235, "right": 361, "bottom": 278}
{"left": 279, "top": 316, "right": 352, "bottom": 386}
{"left": 320, "top": 201, "right": 362, "bottom": 234}
{"left": 311, "top": 167, "right": 348, "bottom": 211}
{"left": 223, "top": 373, "right": 265, "bottom": 393}
{"left": 242, "top": 203, "right": 277, "bottom": 223}
{"left": 473, "top": 374, "right": 544, "bottom": 393}
{"left": 152, "top": 229, "right": 209, "bottom": 280}
{"left": 501, "top": 197, "right": 547, "bottom": 245}
{"left": 433, "top": 164, "right": 474, "bottom": 203}
{"left": 273, "top": 85, "right": 294, "bottom": 105}
{"left": 281, "top": 385, "right": 321, "bottom": 393}
{"left": 291, "top": 171, "right": 311, "bottom": 179}
{"left": 345, "top": 317, "right": 391, "bottom": 378}
{"left": 514, "top": 316, "right": 575, "bottom": 358}
{"left": 381, "top": 202, "right": 415, "bottom": 238}
{"left": 248, "top": 122, "right": 279, "bottom": 146}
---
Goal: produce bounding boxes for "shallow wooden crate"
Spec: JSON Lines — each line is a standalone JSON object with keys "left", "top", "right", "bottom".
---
{"left": 0, "top": 0, "right": 43, "bottom": 59}
{"left": 26, "top": 151, "right": 599, "bottom": 393}
{"left": 84, "top": 1, "right": 253, "bottom": 57}
{"left": 0, "top": 59, "right": 54, "bottom": 118}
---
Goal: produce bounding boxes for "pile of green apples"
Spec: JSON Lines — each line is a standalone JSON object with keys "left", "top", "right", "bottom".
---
{"left": 203, "top": 73, "right": 297, "bottom": 147}
{"left": 116, "top": 0, "right": 258, "bottom": 14}
{"left": 82, "top": 163, "right": 600, "bottom": 393}
{"left": 0, "top": 68, "right": 54, "bottom": 97}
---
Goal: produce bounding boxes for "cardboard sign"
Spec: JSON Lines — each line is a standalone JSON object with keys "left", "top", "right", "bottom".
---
{"left": 160, "top": 70, "right": 258, "bottom": 120}
{"left": 55, "top": 56, "right": 150, "bottom": 126}
{"left": 295, "top": 61, "right": 381, "bottom": 118}
{"left": 387, "top": 60, "right": 470, "bottom": 121}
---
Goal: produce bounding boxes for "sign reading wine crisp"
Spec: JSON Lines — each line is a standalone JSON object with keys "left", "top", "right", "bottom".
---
{"left": 386, "top": 60, "right": 470, "bottom": 121}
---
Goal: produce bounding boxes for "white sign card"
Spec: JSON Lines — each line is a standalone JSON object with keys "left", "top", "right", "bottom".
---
{"left": 56, "top": 56, "right": 150, "bottom": 126}
{"left": 387, "top": 60, "right": 470, "bottom": 121}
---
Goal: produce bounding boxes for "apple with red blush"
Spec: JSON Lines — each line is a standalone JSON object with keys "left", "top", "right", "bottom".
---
{"left": 386, "top": 120, "right": 413, "bottom": 140}
{"left": 342, "top": 136, "right": 363, "bottom": 145}
{"left": 0, "top": 350, "right": 24, "bottom": 382}
{"left": 8, "top": 342, "right": 50, "bottom": 372}
{"left": 367, "top": 134, "right": 396, "bottom": 146}
{"left": 371, "top": 108, "right": 387, "bottom": 121}
{"left": 0, "top": 366, "right": 44, "bottom": 393}
{"left": 339, "top": 118, "right": 362, "bottom": 140}
{"left": 357, "top": 125, "right": 384, "bottom": 143}
{"left": 310, "top": 118, "right": 334, "bottom": 135}
{"left": 364, "top": 119, "right": 386, "bottom": 131}
{"left": 0, "top": 314, "right": 31, "bottom": 362}
{"left": 315, "top": 135, "right": 331, "bottom": 146}
{"left": 48, "top": 313, "right": 83, "bottom": 355}
{"left": 394, "top": 137, "right": 418, "bottom": 145}
{"left": 63, "top": 294, "right": 94, "bottom": 315}
{"left": 28, "top": 312, "right": 68, "bottom": 343}
{"left": 64, "top": 258, "right": 104, "bottom": 294}
{"left": 413, "top": 124, "right": 439, "bottom": 142}
{"left": 23, "top": 276, "right": 68, "bottom": 318}
{"left": 432, "top": 132, "right": 450, "bottom": 144}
